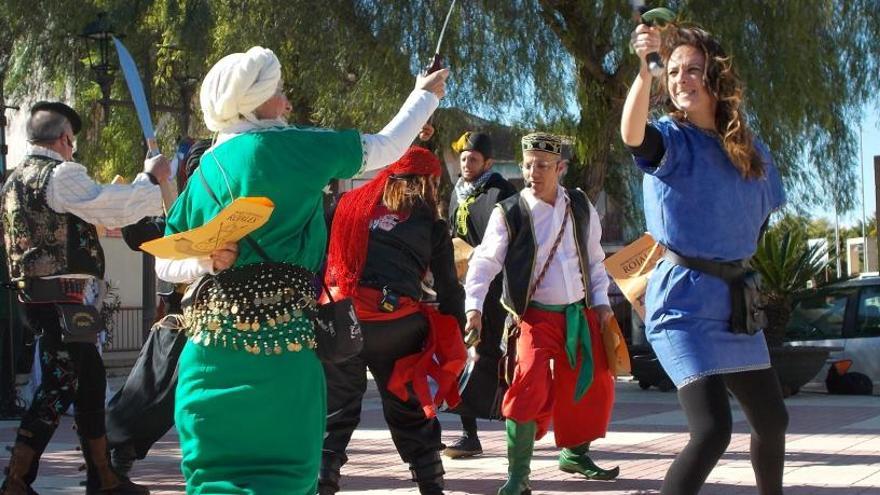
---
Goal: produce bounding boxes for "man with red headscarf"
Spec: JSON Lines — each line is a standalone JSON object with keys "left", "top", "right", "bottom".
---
{"left": 321, "top": 146, "right": 466, "bottom": 495}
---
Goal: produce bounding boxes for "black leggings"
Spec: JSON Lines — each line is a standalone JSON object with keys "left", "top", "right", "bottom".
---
{"left": 662, "top": 367, "right": 789, "bottom": 495}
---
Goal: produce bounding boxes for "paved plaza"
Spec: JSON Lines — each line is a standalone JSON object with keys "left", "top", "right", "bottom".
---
{"left": 2, "top": 379, "right": 879, "bottom": 494}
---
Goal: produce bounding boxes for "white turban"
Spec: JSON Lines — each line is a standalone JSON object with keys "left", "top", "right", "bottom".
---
{"left": 200, "top": 46, "right": 282, "bottom": 132}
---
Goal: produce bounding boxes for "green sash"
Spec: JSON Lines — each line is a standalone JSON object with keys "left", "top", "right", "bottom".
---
{"left": 530, "top": 301, "right": 593, "bottom": 401}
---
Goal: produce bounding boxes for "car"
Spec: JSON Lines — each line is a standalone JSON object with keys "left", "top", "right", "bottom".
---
{"left": 785, "top": 274, "right": 880, "bottom": 393}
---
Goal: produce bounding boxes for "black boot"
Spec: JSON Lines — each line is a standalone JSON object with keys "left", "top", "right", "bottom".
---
{"left": 443, "top": 434, "right": 483, "bottom": 459}
{"left": 1, "top": 442, "right": 40, "bottom": 495}
{"left": 317, "top": 452, "right": 345, "bottom": 495}
{"left": 110, "top": 444, "right": 138, "bottom": 479}
{"left": 409, "top": 451, "right": 444, "bottom": 495}
{"left": 79, "top": 436, "right": 149, "bottom": 494}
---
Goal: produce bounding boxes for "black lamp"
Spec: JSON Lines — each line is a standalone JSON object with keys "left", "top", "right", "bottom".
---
{"left": 80, "top": 12, "right": 116, "bottom": 123}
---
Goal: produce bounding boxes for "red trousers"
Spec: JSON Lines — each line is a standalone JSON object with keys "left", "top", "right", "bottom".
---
{"left": 501, "top": 306, "right": 615, "bottom": 448}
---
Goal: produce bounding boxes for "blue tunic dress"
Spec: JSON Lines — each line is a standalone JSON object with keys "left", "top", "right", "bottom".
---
{"left": 636, "top": 117, "right": 785, "bottom": 387}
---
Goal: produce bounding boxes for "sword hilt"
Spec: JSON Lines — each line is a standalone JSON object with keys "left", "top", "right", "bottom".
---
{"left": 425, "top": 53, "right": 444, "bottom": 75}
{"left": 464, "top": 326, "right": 481, "bottom": 347}
{"left": 144, "top": 137, "right": 179, "bottom": 212}
{"left": 638, "top": 7, "right": 676, "bottom": 78}
{"left": 146, "top": 138, "right": 160, "bottom": 158}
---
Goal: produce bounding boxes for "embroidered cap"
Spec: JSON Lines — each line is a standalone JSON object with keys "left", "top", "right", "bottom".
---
{"left": 452, "top": 131, "right": 493, "bottom": 159}
{"left": 521, "top": 132, "right": 562, "bottom": 155}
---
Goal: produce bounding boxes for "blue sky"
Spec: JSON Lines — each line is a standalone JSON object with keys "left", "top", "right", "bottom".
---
{"left": 820, "top": 109, "right": 880, "bottom": 228}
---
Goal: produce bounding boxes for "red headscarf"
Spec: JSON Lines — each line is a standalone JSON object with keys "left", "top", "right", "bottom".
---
{"left": 327, "top": 146, "right": 442, "bottom": 297}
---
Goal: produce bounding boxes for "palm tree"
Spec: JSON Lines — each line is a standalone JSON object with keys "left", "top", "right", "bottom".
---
{"left": 751, "top": 230, "right": 829, "bottom": 347}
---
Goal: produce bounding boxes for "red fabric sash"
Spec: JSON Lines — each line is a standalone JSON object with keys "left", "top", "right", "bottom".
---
{"left": 387, "top": 305, "right": 467, "bottom": 419}
{"left": 322, "top": 285, "right": 467, "bottom": 418}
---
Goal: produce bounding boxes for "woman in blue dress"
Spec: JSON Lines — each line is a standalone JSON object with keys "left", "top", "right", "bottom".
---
{"left": 621, "top": 25, "right": 788, "bottom": 494}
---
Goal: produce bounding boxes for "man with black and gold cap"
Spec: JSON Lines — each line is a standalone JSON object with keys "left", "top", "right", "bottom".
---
{"left": 443, "top": 131, "right": 516, "bottom": 459}
{"left": 0, "top": 101, "right": 168, "bottom": 493}
{"left": 464, "top": 132, "right": 618, "bottom": 494}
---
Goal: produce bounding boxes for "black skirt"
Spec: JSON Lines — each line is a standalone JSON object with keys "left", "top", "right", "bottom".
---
{"left": 105, "top": 316, "right": 186, "bottom": 457}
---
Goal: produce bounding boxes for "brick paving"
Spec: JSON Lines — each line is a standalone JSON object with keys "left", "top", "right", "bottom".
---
{"left": 2, "top": 380, "right": 879, "bottom": 494}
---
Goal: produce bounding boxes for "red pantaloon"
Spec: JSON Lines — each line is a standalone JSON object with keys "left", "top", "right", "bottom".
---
{"left": 501, "top": 306, "right": 615, "bottom": 447}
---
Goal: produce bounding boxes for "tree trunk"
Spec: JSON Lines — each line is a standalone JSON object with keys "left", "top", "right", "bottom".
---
{"left": 571, "top": 63, "right": 629, "bottom": 202}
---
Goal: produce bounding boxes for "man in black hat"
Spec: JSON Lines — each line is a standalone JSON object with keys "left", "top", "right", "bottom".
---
{"left": 0, "top": 101, "right": 170, "bottom": 494}
{"left": 444, "top": 131, "right": 516, "bottom": 458}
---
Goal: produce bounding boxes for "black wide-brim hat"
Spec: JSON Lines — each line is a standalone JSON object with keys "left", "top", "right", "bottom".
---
{"left": 452, "top": 131, "right": 493, "bottom": 159}
{"left": 30, "top": 101, "right": 82, "bottom": 135}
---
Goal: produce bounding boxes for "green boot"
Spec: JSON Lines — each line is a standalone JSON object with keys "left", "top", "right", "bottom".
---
{"left": 558, "top": 444, "right": 619, "bottom": 481}
{"left": 497, "top": 420, "right": 536, "bottom": 495}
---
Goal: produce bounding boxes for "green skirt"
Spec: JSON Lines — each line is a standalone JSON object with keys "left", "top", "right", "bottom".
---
{"left": 175, "top": 340, "right": 326, "bottom": 494}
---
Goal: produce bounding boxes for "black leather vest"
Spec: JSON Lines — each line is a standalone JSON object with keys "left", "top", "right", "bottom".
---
{"left": 498, "top": 188, "right": 593, "bottom": 317}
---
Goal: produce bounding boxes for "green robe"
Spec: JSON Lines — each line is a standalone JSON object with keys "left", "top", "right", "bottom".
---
{"left": 167, "top": 125, "right": 362, "bottom": 495}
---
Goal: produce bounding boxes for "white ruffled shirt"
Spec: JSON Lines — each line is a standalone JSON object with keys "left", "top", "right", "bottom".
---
{"left": 464, "top": 185, "right": 611, "bottom": 313}
{"left": 156, "top": 89, "right": 439, "bottom": 283}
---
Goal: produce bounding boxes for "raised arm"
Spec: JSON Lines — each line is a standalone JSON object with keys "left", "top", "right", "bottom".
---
{"left": 621, "top": 24, "right": 661, "bottom": 147}
{"left": 361, "top": 69, "right": 449, "bottom": 172}
{"left": 45, "top": 154, "right": 170, "bottom": 229}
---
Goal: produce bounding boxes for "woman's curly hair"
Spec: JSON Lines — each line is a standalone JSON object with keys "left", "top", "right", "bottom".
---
{"left": 657, "top": 26, "right": 764, "bottom": 179}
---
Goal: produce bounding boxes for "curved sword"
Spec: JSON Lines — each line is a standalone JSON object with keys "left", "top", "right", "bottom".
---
{"left": 426, "top": 0, "right": 459, "bottom": 74}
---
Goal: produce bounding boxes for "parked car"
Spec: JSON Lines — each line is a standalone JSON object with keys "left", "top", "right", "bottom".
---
{"left": 786, "top": 275, "right": 880, "bottom": 392}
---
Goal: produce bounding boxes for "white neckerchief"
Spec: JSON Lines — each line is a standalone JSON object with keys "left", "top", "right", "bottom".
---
{"left": 25, "top": 143, "right": 66, "bottom": 163}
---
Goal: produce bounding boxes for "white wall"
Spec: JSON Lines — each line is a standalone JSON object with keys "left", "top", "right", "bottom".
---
{"left": 98, "top": 234, "right": 145, "bottom": 307}
{"left": 4, "top": 103, "right": 31, "bottom": 170}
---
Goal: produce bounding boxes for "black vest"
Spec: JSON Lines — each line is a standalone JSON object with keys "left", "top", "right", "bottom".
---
{"left": 1, "top": 155, "right": 105, "bottom": 280}
{"left": 448, "top": 173, "right": 517, "bottom": 247}
{"left": 499, "top": 188, "right": 593, "bottom": 317}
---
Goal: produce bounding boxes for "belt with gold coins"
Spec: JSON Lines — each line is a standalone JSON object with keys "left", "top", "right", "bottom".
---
{"left": 182, "top": 262, "right": 319, "bottom": 356}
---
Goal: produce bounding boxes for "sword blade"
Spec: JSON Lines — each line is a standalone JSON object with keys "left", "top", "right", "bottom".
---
{"left": 112, "top": 37, "right": 158, "bottom": 154}
{"left": 434, "top": 0, "right": 458, "bottom": 55}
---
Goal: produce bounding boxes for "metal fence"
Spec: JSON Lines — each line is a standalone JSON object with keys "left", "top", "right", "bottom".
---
{"left": 106, "top": 306, "right": 145, "bottom": 352}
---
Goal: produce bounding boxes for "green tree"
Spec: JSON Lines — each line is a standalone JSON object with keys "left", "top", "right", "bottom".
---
{"left": 371, "top": 0, "right": 880, "bottom": 224}
{"left": 752, "top": 229, "right": 828, "bottom": 346}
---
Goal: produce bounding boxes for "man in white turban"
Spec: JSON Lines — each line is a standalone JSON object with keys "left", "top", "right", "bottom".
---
{"left": 199, "top": 46, "right": 284, "bottom": 132}
{"left": 155, "top": 45, "right": 448, "bottom": 495}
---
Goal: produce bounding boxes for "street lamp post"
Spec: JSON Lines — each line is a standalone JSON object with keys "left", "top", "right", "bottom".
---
{"left": 80, "top": 14, "right": 198, "bottom": 131}
{"left": 79, "top": 12, "right": 116, "bottom": 124}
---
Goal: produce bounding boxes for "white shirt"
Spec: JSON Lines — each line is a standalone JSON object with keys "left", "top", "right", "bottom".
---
{"left": 464, "top": 185, "right": 610, "bottom": 313}
{"left": 156, "top": 89, "right": 439, "bottom": 284}
{"left": 28, "top": 145, "right": 163, "bottom": 229}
